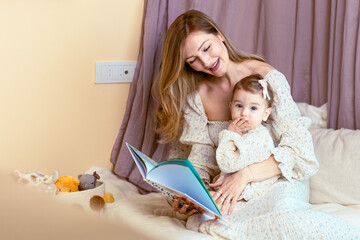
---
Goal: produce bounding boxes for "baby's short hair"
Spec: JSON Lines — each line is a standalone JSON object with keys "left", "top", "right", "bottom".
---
{"left": 232, "top": 74, "right": 274, "bottom": 108}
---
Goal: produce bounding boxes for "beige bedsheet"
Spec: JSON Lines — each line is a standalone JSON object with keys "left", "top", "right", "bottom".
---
{"left": 3, "top": 165, "right": 360, "bottom": 240}
{"left": 81, "top": 166, "right": 360, "bottom": 239}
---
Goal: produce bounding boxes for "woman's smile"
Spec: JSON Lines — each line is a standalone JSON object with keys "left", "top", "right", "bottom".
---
{"left": 209, "top": 58, "right": 220, "bottom": 72}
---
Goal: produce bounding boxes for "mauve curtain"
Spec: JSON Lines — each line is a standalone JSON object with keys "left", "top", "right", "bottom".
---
{"left": 327, "top": 0, "right": 360, "bottom": 129}
{"left": 111, "top": 0, "right": 360, "bottom": 193}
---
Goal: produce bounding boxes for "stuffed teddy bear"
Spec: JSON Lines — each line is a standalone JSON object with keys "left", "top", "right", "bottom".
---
{"left": 78, "top": 171, "right": 100, "bottom": 190}
{"left": 55, "top": 175, "right": 79, "bottom": 194}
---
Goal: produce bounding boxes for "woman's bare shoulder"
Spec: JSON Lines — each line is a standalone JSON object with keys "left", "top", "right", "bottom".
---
{"left": 247, "top": 60, "right": 275, "bottom": 77}
{"left": 255, "top": 62, "right": 275, "bottom": 77}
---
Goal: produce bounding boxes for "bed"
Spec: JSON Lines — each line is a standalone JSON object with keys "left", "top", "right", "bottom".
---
{"left": 4, "top": 103, "right": 360, "bottom": 240}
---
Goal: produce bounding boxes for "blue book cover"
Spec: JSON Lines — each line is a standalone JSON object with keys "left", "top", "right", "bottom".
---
{"left": 126, "top": 142, "right": 222, "bottom": 219}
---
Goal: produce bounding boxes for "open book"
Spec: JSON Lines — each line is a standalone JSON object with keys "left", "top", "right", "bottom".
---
{"left": 126, "top": 143, "right": 222, "bottom": 219}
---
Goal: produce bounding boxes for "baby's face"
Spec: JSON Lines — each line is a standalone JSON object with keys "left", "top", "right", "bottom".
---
{"left": 230, "top": 88, "right": 271, "bottom": 128}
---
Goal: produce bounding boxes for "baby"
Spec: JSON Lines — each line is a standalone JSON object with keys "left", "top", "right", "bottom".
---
{"left": 216, "top": 74, "right": 279, "bottom": 201}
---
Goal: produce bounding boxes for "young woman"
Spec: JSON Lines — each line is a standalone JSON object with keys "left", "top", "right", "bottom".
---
{"left": 155, "top": 10, "right": 360, "bottom": 239}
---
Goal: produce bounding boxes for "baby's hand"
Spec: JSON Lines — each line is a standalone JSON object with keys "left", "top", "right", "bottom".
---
{"left": 228, "top": 118, "right": 251, "bottom": 135}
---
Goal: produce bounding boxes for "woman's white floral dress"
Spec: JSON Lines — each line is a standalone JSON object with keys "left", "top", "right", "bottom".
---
{"left": 172, "top": 70, "right": 360, "bottom": 239}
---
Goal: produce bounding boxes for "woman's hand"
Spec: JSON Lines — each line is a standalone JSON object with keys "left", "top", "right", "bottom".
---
{"left": 209, "top": 167, "right": 253, "bottom": 215}
{"left": 228, "top": 118, "right": 251, "bottom": 135}
{"left": 171, "top": 197, "right": 201, "bottom": 216}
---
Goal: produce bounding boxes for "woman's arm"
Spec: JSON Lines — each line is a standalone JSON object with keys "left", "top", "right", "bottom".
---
{"left": 264, "top": 69, "right": 319, "bottom": 180}
{"left": 210, "top": 155, "right": 280, "bottom": 215}
{"left": 249, "top": 155, "right": 281, "bottom": 181}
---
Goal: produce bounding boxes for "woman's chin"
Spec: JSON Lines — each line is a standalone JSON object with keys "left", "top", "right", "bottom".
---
{"left": 211, "top": 69, "right": 226, "bottom": 78}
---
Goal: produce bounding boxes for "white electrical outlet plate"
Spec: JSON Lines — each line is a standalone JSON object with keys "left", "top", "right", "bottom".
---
{"left": 95, "top": 61, "right": 137, "bottom": 83}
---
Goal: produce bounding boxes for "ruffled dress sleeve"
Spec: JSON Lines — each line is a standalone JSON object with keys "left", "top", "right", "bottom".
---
{"left": 179, "top": 93, "right": 219, "bottom": 184}
{"left": 264, "top": 70, "right": 319, "bottom": 180}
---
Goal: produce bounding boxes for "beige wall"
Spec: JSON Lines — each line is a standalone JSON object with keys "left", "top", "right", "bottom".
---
{"left": 0, "top": 0, "right": 144, "bottom": 176}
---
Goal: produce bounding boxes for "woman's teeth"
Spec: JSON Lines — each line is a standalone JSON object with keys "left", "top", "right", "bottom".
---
{"left": 210, "top": 59, "right": 218, "bottom": 69}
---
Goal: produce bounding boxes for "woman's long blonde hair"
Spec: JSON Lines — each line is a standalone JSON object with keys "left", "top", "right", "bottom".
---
{"left": 155, "top": 10, "right": 264, "bottom": 143}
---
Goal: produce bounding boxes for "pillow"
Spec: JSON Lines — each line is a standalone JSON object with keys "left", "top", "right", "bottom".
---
{"left": 296, "top": 102, "right": 327, "bottom": 128}
{"left": 309, "top": 127, "right": 360, "bottom": 205}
